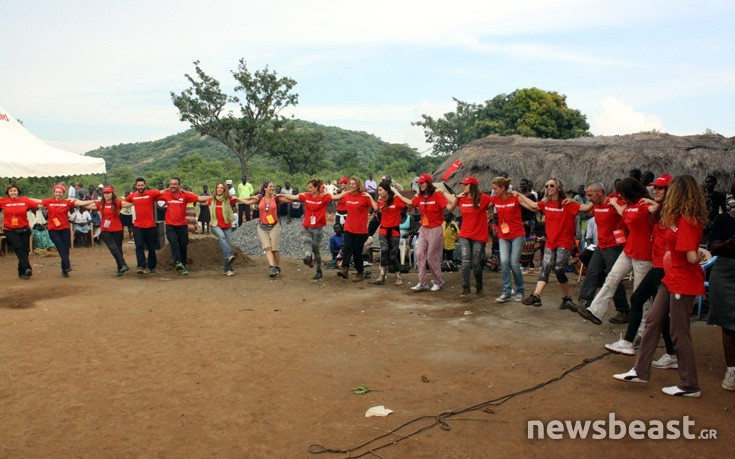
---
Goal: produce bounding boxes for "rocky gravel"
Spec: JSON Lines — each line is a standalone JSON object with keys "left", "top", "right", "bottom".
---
{"left": 230, "top": 217, "right": 336, "bottom": 259}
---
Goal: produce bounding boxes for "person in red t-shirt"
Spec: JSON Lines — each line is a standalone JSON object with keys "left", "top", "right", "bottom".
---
{"left": 157, "top": 177, "right": 211, "bottom": 275}
{"left": 395, "top": 173, "right": 449, "bottom": 292}
{"left": 41, "top": 184, "right": 95, "bottom": 277}
{"left": 87, "top": 186, "right": 134, "bottom": 276}
{"left": 334, "top": 177, "right": 377, "bottom": 282}
{"left": 445, "top": 176, "right": 492, "bottom": 297}
{"left": 490, "top": 176, "right": 527, "bottom": 302}
{"left": 0, "top": 183, "right": 41, "bottom": 279}
{"left": 515, "top": 178, "right": 580, "bottom": 308}
{"left": 367, "top": 180, "right": 407, "bottom": 286}
{"left": 125, "top": 178, "right": 164, "bottom": 274}
{"left": 335, "top": 177, "right": 350, "bottom": 226}
{"left": 603, "top": 175, "right": 676, "bottom": 362}
{"left": 579, "top": 178, "right": 656, "bottom": 325}
{"left": 615, "top": 175, "right": 708, "bottom": 398}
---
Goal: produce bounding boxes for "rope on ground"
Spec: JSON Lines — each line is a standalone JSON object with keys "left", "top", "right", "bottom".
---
{"left": 308, "top": 352, "right": 610, "bottom": 458}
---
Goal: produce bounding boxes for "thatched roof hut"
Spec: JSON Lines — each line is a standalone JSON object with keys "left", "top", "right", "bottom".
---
{"left": 434, "top": 133, "right": 735, "bottom": 193}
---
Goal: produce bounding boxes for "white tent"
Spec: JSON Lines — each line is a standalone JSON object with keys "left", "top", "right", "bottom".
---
{"left": 0, "top": 105, "right": 106, "bottom": 178}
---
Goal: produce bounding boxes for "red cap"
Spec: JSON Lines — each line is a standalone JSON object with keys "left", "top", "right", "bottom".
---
{"left": 459, "top": 176, "right": 478, "bottom": 186}
{"left": 417, "top": 173, "right": 433, "bottom": 184}
{"left": 103, "top": 186, "right": 114, "bottom": 193}
{"left": 339, "top": 177, "right": 349, "bottom": 184}
{"left": 652, "top": 174, "right": 672, "bottom": 187}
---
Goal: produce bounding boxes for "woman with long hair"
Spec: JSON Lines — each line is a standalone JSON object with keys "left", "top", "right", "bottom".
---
{"left": 515, "top": 178, "right": 581, "bottom": 307}
{"left": 445, "top": 176, "right": 492, "bottom": 297}
{"left": 256, "top": 181, "right": 285, "bottom": 277}
{"left": 614, "top": 175, "right": 708, "bottom": 397}
{"left": 278, "top": 178, "right": 344, "bottom": 279}
{"left": 578, "top": 177, "right": 654, "bottom": 324}
{"left": 41, "top": 184, "right": 95, "bottom": 277}
{"left": 604, "top": 175, "right": 677, "bottom": 365}
{"left": 490, "top": 176, "right": 526, "bottom": 302}
{"left": 89, "top": 186, "right": 134, "bottom": 276}
{"left": 0, "top": 184, "right": 41, "bottom": 279}
{"left": 208, "top": 182, "right": 259, "bottom": 276}
{"left": 369, "top": 179, "right": 406, "bottom": 286}
{"left": 335, "top": 176, "right": 377, "bottom": 282}
{"left": 395, "top": 173, "right": 449, "bottom": 292}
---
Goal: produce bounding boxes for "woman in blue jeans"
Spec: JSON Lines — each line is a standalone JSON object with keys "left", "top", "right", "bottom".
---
{"left": 208, "top": 182, "right": 259, "bottom": 276}
{"left": 490, "top": 177, "right": 526, "bottom": 302}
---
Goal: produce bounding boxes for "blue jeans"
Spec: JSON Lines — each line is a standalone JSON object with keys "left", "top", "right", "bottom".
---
{"left": 211, "top": 226, "right": 234, "bottom": 271}
{"left": 499, "top": 236, "right": 525, "bottom": 296}
{"left": 460, "top": 238, "right": 485, "bottom": 289}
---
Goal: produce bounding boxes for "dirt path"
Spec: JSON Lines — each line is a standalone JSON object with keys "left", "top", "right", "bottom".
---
{"left": 0, "top": 238, "right": 731, "bottom": 457}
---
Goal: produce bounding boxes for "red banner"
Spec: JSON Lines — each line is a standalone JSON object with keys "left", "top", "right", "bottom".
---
{"left": 440, "top": 160, "right": 463, "bottom": 181}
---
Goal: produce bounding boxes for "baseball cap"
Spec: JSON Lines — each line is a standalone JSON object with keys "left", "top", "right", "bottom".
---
{"left": 652, "top": 174, "right": 672, "bottom": 187}
{"left": 103, "top": 186, "right": 114, "bottom": 193}
{"left": 459, "top": 176, "right": 479, "bottom": 186}
{"left": 339, "top": 177, "right": 349, "bottom": 184}
{"left": 225, "top": 179, "right": 233, "bottom": 185}
{"left": 417, "top": 173, "right": 433, "bottom": 184}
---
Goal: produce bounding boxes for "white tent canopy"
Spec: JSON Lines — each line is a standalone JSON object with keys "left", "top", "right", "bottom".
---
{"left": 0, "top": 105, "right": 106, "bottom": 178}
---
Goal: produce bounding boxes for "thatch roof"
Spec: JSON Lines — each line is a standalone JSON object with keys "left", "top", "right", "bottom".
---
{"left": 434, "top": 133, "right": 735, "bottom": 193}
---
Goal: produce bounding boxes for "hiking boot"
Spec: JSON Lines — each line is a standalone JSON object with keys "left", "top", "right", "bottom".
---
{"left": 411, "top": 283, "right": 430, "bottom": 292}
{"left": 337, "top": 268, "right": 349, "bottom": 279}
{"left": 559, "top": 297, "right": 578, "bottom": 312}
{"left": 613, "top": 368, "right": 648, "bottom": 383}
{"left": 25, "top": 268, "right": 33, "bottom": 278}
{"left": 577, "top": 307, "right": 602, "bottom": 325}
{"left": 651, "top": 353, "right": 678, "bottom": 370}
{"left": 62, "top": 269, "right": 69, "bottom": 278}
{"left": 605, "top": 338, "right": 635, "bottom": 356}
{"left": 352, "top": 272, "right": 365, "bottom": 282}
{"left": 313, "top": 269, "right": 323, "bottom": 280}
{"left": 609, "top": 311, "right": 629, "bottom": 324}
{"left": 303, "top": 253, "right": 314, "bottom": 268}
{"left": 460, "top": 286, "right": 472, "bottom": 298}
{"left": 722, "top": 369, "right": 735, "bottom": 391}
{"left": 521, "top": 293, "right": 542, "bottom": 307}
{"left": 661, "top": 385, "right": 700, "bottom": 398}
{"left": 496, "top": 293, "right": 512, "bottom": 303}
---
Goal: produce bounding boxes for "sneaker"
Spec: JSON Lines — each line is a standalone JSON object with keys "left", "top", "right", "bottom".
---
{"left": 303, "top": 253, "right": 313, "bottom": 267}
{"left": 577, "top": 307, "right": 602, "bottom": 325}
{"left": 559, "top": 297, "right": 578, "bottom": 312}
{"left": 62, "top": 269, "right": 69, "bottom": 278}
{"left": 661, "top": 385, "right": 700, "bottom": 398}
{"left": 521, "top": 293, "right": 542, "bottom": 307}
{"left": 609, "top": 311, "right": 629, "bottom": 324}
{"left": 496, "top": 293, "right": 512, "bottom": 303}
{"left": 268, "top": 266, "right": 279, "bottom": 277}
{"left": 313, "top": 270, "right": 323, "bottom": 280}
{"left": 175, "top": 262, "right": 184, "bottom": 271}
{"left": 722, "top": 369, "right": 735, "bottom": 391}
{"left": 180, "top": 268, "right": 188, "bottom": 275}
{"left": 460, "top": 287, "right": 472, "bottom": 298}
{"left": 227, "top": 254, "right": 236, "bottom": 265}
{"left": 475, "top": 288, "right": 484, "bottom": 298}
{"left": 430, "top": 281, "right": 444, "bottom": 292}
{"left": 605, "top": 338, "right": 636, "bottom": 356}
{"left": 395, "top": 278, "right": 403, "bottom": 286}
{"left": 225, "top": 270, "right": 234, "bottom": 276}
{"left": 514, "top": 293, "right": 523, "bottom": 302}
{"left": 613, "top": 368, "right": 648, "bottom": 383}
{"left": 411, "top": 283, "right": 430, "bottom": 292}
{"left": 120, "top": 265, "right": 129, "bottom": 274}
{"left": 137, "top": 267, "right": 145, "bottom": 274}
{"left": 25, "top": 268, "right": 33, "bottom": 278}
{"left": 148, "top": 268, "right": 156, "bottom": 275}
{"left": 651, "top": 353, "right": 678, "bottom": 370}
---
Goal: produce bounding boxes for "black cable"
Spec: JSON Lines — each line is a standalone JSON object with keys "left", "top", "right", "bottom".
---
{"left": 308, "top": 352, "right": 609, "bottom": 458}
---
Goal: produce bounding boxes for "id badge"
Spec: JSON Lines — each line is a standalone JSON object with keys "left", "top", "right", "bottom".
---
{"left": 613, "top": 229, "right": 626, "bottom": 244}
{"left": 500, "top": 222, "right": 510, "bottom": 234}
{"left": 310, "top": 215, "right": 316, "bottom": 225}
{"left": 104, "top": 219, "right": 111, "bottom": 229}
{"left": 11, "top": 216, "right": 18, "bottom": 226}
{"left": 421, "top": 214, "right": 429, "bottom": 226}
{"left": 53, "top": 217, "right": 61, "bottom": 227}
{"left": 266, "top": 214, "right": 275, "bottom": 224}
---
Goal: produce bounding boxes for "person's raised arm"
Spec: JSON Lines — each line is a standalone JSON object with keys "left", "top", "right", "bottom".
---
{"left": 277, "top": 193, "right": 299, "bottom": 203}
{"left": 392, "top": 188, "right": 413, "bottom": 206}
{"left": 608, "top": 196, "right": 625, "bottom": 216}
{"left": 363, "top": 192, "right": 378, "bottom": 211}
{"left": 444, "top": 191, "right": 459, "bottom": 211}
{"left": 331, "top": 191, "right": 346, "bottom": 201}
{"left": 511, "top": 190, "right": 539, "bottom": 212}
{"left": 73, "top": 199, "right": 95, "bottom": 207}
{"left": 238, "top": 195, "right": 261, "bottom": 205}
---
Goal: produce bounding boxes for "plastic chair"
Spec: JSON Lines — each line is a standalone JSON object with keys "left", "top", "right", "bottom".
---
{"left": 697, "top": 256, "right": 718, "bottom": 319}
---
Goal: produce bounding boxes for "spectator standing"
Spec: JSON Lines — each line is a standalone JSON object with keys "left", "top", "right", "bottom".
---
{"left": 236, "top": 175, "right": 254, "bottom": 223}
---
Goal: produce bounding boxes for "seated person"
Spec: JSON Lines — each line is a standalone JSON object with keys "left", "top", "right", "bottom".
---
{"left": 90, "top": 209, "right": 102, "bottom": 243}
{"left": 28, "top": 209, "right": 55, "bottom": 251}
{"left": 69, "top": 207, "right": 93, "bottom": 247}
{"left": 289, "top": 188, "right": 303, "bottom": 219}
{"left": 328, "top": 223, "right": 345, "bottom": 265}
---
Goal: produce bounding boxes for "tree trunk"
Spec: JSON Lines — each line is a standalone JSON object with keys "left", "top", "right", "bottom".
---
{"left": 236, "top": 152, "right": 249, "bottom": 181}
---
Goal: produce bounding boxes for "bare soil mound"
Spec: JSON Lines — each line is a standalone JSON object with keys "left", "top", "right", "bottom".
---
{"left": 156, "top": 235, "right": 252, "bottom": 271}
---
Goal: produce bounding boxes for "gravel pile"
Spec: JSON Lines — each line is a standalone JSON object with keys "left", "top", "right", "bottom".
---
{"left": 230, "top": 217, "right": 336, "bottom": 260}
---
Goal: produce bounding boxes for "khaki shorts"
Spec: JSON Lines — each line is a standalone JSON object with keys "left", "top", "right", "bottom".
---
{"left": 257, "top": 222, "right": 281, "bottom": 251}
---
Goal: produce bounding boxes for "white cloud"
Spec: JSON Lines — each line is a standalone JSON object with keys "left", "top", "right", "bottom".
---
{"left": 590, "top": 97, "right": 665, "bottom": 135}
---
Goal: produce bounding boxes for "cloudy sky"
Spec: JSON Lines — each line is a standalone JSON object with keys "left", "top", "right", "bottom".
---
{"left": 1, "top": 0, "right": 733, "bottom": 155}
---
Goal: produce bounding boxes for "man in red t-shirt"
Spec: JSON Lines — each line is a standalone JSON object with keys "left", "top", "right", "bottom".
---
{"left": 157, "top": 177, "right": 211, "bottom": 275}
{"left": 125, "top": 178, "right": 164, "bottom": 274}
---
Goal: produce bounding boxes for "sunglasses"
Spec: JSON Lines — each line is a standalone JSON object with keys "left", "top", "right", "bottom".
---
{"left": 545, "top": 184, "right": 556, "bottom": 188}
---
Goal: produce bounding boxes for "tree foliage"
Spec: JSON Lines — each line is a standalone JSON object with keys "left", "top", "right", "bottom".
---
{"left": 265, "top": 124, "right": 327, "bottom": 175}
{"left": 414, "top": 88, "right": 591, "bottom": 156}
{"left": 171, "top": 59, "right": 299, "bottom": 178}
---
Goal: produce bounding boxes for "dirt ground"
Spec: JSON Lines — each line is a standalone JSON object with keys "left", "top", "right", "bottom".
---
{"left": 0, "top": 236, "right": 731, "bottom": 458}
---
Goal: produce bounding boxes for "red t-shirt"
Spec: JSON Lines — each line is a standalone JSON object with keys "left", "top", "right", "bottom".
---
{"left": 538, "top": 200, "right": 581, "bottom": 250}
{"left": 412, "top": 192, "right": 448, "bottom": 229}
{"left": 591, "top": 199, "right": 624, "bottom": 249}
{"left": 457, "top": 194, "right": 492, "bottom": 242}
{"left": 0, "top": 197, "right": 39, "bottom": 230}
{"left": 158, "top": 191, "right": 199, "bottom": 226}
{"left": 337, "top": 195, "right": 348, "bottom": 212}
{"left": 211, "top": 196, "right": 238, "bottom": 229}
{"left": 258, "top": 196, "right": 280, "bottom": 225}
{"left": 489, "top": 194, "right": 525, "bottom": 240}
{"left": 299, "top": 193, "right": 333, "bottom": 228}
{"left": 662, "top": 217, "right": 705, "bottom": 295}
{"left": 343, "top": 193, "right": 373, "bottom": 234}
{"left": 651, "top": 221, "right": 667, "bottom": 268}
{"left": 622, "top": 200, "right": 653, "bottom": 261}
{"left": 42, "top": 198, "right": 76, "bottom": 230}
{"left": 95, "top": 199, "right": 124, "bottom": 232}
{"left": 378, "top": 198, "right": 407, "bottom": 236}
{"left": 125, "top": 189, "right": 161, "bottom": 228}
